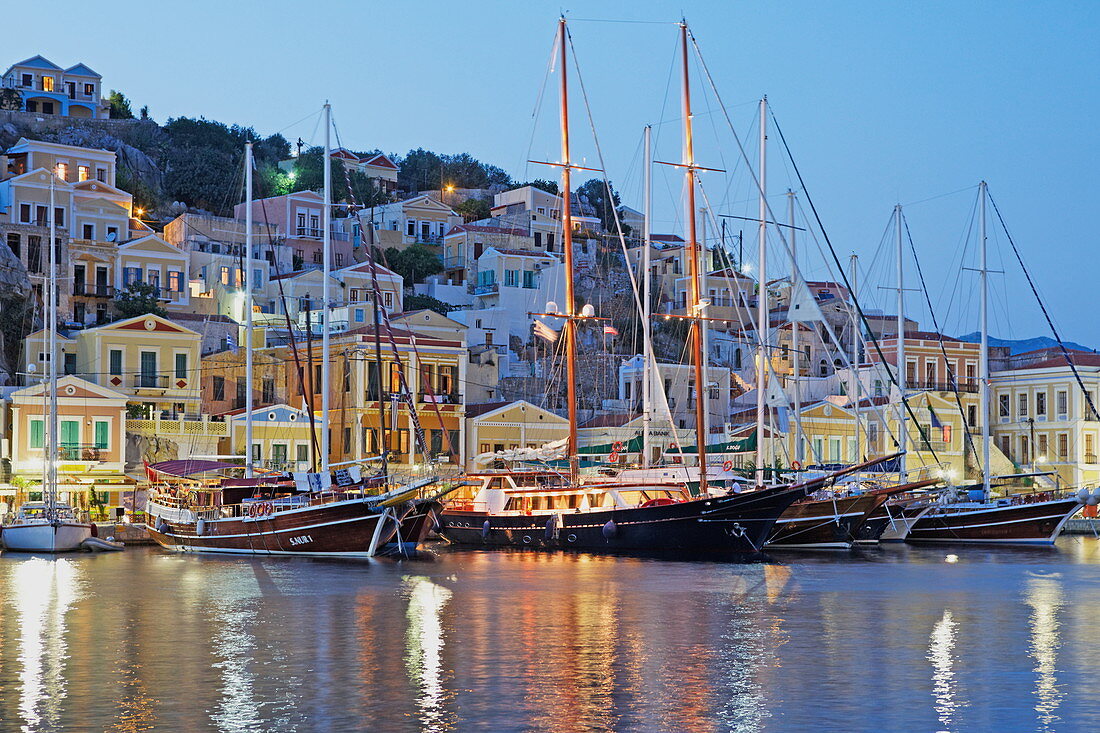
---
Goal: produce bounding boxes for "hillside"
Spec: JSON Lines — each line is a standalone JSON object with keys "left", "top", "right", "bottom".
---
{"left": 956, "top": 333, "right": 1094, "bottom": 355}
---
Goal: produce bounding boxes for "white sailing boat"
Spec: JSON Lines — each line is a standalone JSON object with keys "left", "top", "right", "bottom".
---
{"left": 1, "top": 177, "right": 94, "bottom": 552}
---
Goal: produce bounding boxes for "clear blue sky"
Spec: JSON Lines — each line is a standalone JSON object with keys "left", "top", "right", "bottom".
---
{"left": 10, "top": 1, "right": 1099, "bottom": 345}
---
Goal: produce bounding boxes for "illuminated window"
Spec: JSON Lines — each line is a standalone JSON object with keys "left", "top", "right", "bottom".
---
{"left": 56, "top": 162, "right": 68, "bottom": 180}
{"left": 42, "top": 76, "right": 55, "bottom": 91}
{"left": 78, "top": 165, "right": 89, "bottom": 182}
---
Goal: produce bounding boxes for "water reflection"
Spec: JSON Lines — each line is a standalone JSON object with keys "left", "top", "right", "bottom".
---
{"left": 1026, "top": 573, "right": 1064, "bottom": 731}
{"left": 928, "top": 609, "right": 965, "bottom": 731}
{"left": 12, "top": 557, "right": 81, "bottom": 732}
{"left": 403, "top": 575, "right": 454, "bottom": 731}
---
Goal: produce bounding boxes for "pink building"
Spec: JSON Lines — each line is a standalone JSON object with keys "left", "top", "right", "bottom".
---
{"left": 233, "top": 191, "right": 352, "bottom": 270}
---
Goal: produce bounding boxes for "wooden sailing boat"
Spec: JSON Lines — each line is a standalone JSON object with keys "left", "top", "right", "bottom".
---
{"left": 905, "top": 182, "right": 1083, "bottom": 544}
{"left": 439, "top": 18, "right": 806, "bottom": 555}
{"left": 145, "top": 120, "right": 449, "bottom": 557}
{"left": 1, "top": 177, "right": 95, "bottom": 552}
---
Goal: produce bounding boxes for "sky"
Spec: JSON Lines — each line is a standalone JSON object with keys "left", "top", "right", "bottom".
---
{"left": 8, "top": 1, "right": 1100, "bottom": 345}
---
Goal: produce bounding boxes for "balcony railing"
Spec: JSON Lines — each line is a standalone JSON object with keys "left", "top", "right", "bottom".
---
{"left": 1086, "top": 454, "right": 1098, "bottom": 465}
{"left": 908, "top": 379, "right": 979, "bottom": 394}
{"left": 58, "top": 444, "right": 104, "bottom": 462}
{"left": 418, "top": 392, "right": 462, "bottom": 405}
{"left": 133, "top": 374, "right": 171, "bottom": 389}
{"left": 443, "top": 255, "right": 466, "bottom": 270}
{"left": 73, "top": 283, "right": 114, "bottom": 298}
{"left": 471, "top": 282, "right": 498, "bottom": 296}
{"left": 126, "top": 416, "right": 227, "bottom": 437}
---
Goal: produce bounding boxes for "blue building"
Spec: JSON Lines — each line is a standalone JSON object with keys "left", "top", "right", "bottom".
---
{"left": 1, "top": 56, "right": 105, "bottom": 118}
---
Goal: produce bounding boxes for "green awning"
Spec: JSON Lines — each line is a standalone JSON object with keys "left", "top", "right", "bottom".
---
{"left": 672, "top": 434, "right": 756, "bottom": 454}
{"left": 578, "top": 434, "right": 644, "bottom": 455}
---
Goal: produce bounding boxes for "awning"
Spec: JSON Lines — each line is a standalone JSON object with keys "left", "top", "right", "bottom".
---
{"left": 669, "top": 435, "right": 756, "bottom": 454}
{"left": 148, "top": 460, "right": 241, "bottom": 478}
{"left": 578, "top": 434, "right": 644, "bottom": 455}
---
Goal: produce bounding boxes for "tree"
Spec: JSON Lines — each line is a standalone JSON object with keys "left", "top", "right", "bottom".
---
{"left": 114, "top": 282, "right": 167, "bottom": 320}
{"left": 397, "top": 148, "right": 515, "bottom": 193}
{"left": 139, "top": 105, "right": 150, "bottom": 120}
{"left": 380, "top": 244, "right": 443, "bottom": 284}
{"left": 513, "top": 179, "right": 559, "bottom": 196}
{"left": 0, "top": 88, "right": 22, "bottom": 111}
{"left": 107, "top": 90, "right": 134, "bottom": 119}
{"left": 404, "top": 294, "right": 454, "bottom": 315}
{"left": 454, "top": 196, "right": 491, "bottom": 222}
{"left": 576, "top": 177, "right": 625, "bottom": 233}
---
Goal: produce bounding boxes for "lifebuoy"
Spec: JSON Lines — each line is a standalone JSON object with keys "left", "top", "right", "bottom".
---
{"left": 722, "top": 460, "right": 733, "bottom": 472}
{"left": 613, "top": 441, "right": 625, "bottom": 452}
{"left": 608, "top": 451, "right": 620, "bottom": 463}
{"left": 791, "top": 460, "right": 802, "bottom": 471}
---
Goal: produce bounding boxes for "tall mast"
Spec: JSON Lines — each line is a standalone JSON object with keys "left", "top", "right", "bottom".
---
{"left": 849, "top": 253, "right": 861, "bottom": 473}
{"left": 642, "top": 124, "right": 653, "bottom": 467}
{"left": 244, "top": 141, "right": 254, "bottom": 477}
{"left": 754, "top": 97, "right": 767, "bottom": 487}
{"left": 47, "top": 176, "right": 58, "bottom": 511}
{"left": 680, "top": 21, "right": 708, "bottom": 494}
{"left": 895, "top": 204, "right": 907, "bottom": 481}
{"left": 789, "top": 190, "right": 803, "bottom": 463}
{"left": 558, "top": 17, "right": 579, "bottom": 482}
{"left": 979, "top": 181, "right": 990, "bottom": 497}
{"left": 321, "top": 102, "right": 332, "bottom": 472}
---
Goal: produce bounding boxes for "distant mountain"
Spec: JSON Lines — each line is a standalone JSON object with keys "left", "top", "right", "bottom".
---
{"left": 956, "top": 333, "right": 1095, "bottom": 355}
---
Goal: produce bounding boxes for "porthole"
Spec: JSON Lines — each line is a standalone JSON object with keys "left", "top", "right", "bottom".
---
{"left": 522, "top": 535, "right": 532, "bottom": 544}
{"left": 566, "top": 534, "right": 577, "bottom": 543}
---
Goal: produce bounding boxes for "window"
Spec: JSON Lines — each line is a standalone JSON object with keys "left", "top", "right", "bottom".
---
{"left": 262, "top": 378, "right": 275, "bottom": 404}
{"left": 30, "top": 419, "right": 44, "bottom": 449}
{"left": 235, "top": 380, "right": 246, "bottom": 409}
{"left": 296, "top": 444, "right": 309, "bottom": 463}
{"left": 56, "top": 162, "right": 68, "bottom": 180}
{"left": 35, "top": 205, "right": 47, "bottom": 226}
{"left": 523, "top": 270, "right": 536, "bottom": 289}
{"left": 19, "top": 204, "right": 31, "bottom": 223}
{"left": 547, "top": 233, "right": 555, "bottom": 250}
{"left": 82, "top": 223, "right": 94, "bottom": 240}
{"left": 6, "top": 233, "right": 20, "bottom": 257}
{"left": 64, "top": 353, "right": 76, "bottom": 375}
{"left": 168, "top": 270, "right": 183, "bottom": 293}
{"left": 999, "top": 394, "right": 1009, "bottom": 418}
{"left": 504, "top": 269, "right": 519, "bottom": 287}
{"left": 1088, "top": 435, "right": 1097, "bottom": 462}
{"left": 297, "top": 212, "right": 306, "bottom": 231}
{"left": 76, "top": 164, "right": 89, "bottom": 182}
{"left": 20, "top": 73, "right": 31, "bottom": 87}
{"left": 335, "top": 253, "right": 343, "bottom": 267}
{"left": 407, "top": 219, "right": 417, "bottom": 237}
{"left": 354, "top": 308, "right": 365, "bottom": 323}
{"left": 1058, "top": 433, "right": 1069, "bottom": 460}
{"left": 27, "top": 236, "right": 42, "bottom": 273}
{"left": 1036, "top": 392, "right": 1047, "bottom": 417}
{"left": 84, "top": 83, "right": 94, "bottom": 96}
{"left": 534, "top": 232, "right": 543, "bottom": 247}
{"left": 925, "top": 361, "right": 936, "bottom": 387}
{"left": 109, "top": 349, "right": 123, "bottom": 375}
{"left": 220, "top": 266, "right": 231, "bottom": 285}
{"left": 94, "top": 420, "right": 110, "bottom": 450}
{"left": 42, "top": 76, "right": 55, "bottom": 92}
{"left": 106, "top": 225, "right": 118, "bottom": 241}
{"left": 967, "top": 404, "right": 977, "bottom": 427}
{"left": 53, "top": 207, "right": 64, "bottom": 227}
{"left": 384, "top": 292, "right": 393, "bottom": 309}
{"left": 96, "top": 168, "right": 107, "bottom": 183}
{"left": 139, "top": 352, "right": 158, "bottom": 387}
{"left": 1020, "top": 435, "right": 1030, "bottom": 464}
{"left": 123, "top": 267, "right": 143, "bottom": 286}
{"left": 59, "top": 420, "right": 80, "bottom": 448}
{"left": 175, "top": 353, "right": 187, "bottom": 379}
{"left": 1038, "top": 434, "right": 1048, "bottom": 461}
{"left": 905, "top": 361, "right": 916, "bottom": 385}
{"left": 1018, "top": 393, "right": 1028, "bottom": 418}
{"left": 213, "top": 375, "right": 225, "bottom": 401}
{"left": 1057, "top": 391, "right": 1068, "bottom": 416}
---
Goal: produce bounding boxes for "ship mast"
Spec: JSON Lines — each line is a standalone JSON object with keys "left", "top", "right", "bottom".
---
{"left": 754, "top": 97, "right": 767, "bottom": 487}
{"left": 47, "top": 176, "right": 58, "bottom": 514}
{"left": 642, "top": 124, "right": 653, "bottom": 467}
{"left": 978, "top": 181, "right": 991, "bottom": 498}
{"left": 321, "top": 102, "right": 332, "bottom": 473}
{"left": 557, "top": 17, "right": 580, "bottom": 482}
{"left": 895, "top": 204, "right": 907, "bottom": 481}
{"left": 680, "top": 21, "right": 709, "bottom": 494}
{"left": 244, "top": 141, "right": 254, "bottom": 477}
{"left": 789, "top": 190, "right": 803, "bottom": 464}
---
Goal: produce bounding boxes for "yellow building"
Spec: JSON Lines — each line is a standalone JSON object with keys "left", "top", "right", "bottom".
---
{"left": 465, "top": 400, "right": 569, "bottom": 469}
{"left": 991, "top": 353, "right": 1100, "bottom": 487}
{"left": 223, "top": 404, "right": 316, "bottom": 472}
{"left": 5, "top": 375, "right": 134, "bottom": 512}
{"left": 361, "top": 194, "right": 462, "bottom": 249}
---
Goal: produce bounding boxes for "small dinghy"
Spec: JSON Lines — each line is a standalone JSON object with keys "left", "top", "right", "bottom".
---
{"left": 81, "top": 536, "right": 125, "bottom": 552}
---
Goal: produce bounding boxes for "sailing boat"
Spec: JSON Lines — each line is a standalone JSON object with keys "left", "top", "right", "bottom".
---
{"left": 439, "top": 19, "right": 811, "bottom": 556}
{"left": 905, "top": 182, "right": 1084, "bottom": 544}
{"left": 1, "top": 177, "right": 94, "bottom": 552}
{"left": 145, "top": 120, "right": 449, "bottom": 557}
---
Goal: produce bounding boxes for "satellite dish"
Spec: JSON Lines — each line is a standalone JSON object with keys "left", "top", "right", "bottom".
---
{"left": 580, "top": 304, "right": 595, "bottom": 318}
{"left": 106, "top": 231, "right": 117, "bottom": 242}
{"left": 545, "top": 301, "right": 559, "bottom": 314}
{"left": 27, "top": 363, "right": 37, "bottom": 373}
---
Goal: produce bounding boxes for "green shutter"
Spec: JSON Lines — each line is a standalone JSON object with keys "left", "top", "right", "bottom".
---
{"left": 30, "top": 419, "right": 44, "bottom": 449}
{"left": 175, "top": 353, "right": 187, "bottom": 379}
{"left": 61, "top": 420, "right": 80, "bottom": 448}
{"left": 94, "top": 421, "right": 109, "bottom": 450}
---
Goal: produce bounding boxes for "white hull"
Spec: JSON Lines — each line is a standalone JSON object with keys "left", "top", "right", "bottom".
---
{"left": 1, "top": 522, "right": 93, "bottom": 552}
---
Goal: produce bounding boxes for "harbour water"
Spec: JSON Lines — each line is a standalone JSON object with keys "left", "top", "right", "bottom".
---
{"left": 3, "top": 540, "right": 1100, "bottom": 732}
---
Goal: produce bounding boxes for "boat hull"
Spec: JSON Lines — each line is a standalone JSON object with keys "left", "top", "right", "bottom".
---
{"left": 767, "top": 493, "right": 889, "bottom": 550}
{"left": 440, "top": 487, "right": 805, "bottom": 556}
{"left": 381, "top": 499, "right": 443, "bottom": 555}
{"left": 907, "top": 497, "right": 1081, "bottom": 545}
{"left": 1, "top": 522, "right": 93, "bottom": 552}
{"left": 146, "top": 498, "right": 401, "bottom": 557}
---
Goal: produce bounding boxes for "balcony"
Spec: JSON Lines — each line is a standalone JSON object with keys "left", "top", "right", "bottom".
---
{"left": 471, "top": 282, "right": 498, "bottom": 296}
{"left": 908, "top": 380, "right": 979, "bottom": 394}
{"left": 1086, "top": 454, "right": 1098, "bottom": 465}
{"left": 132, "top": 374, "right": 171, "bottom": 391}
{"left": 73, "top": 283, "right": 114, "bottom": 298}
{"left": 58, "top": 444, "right": 104, "bottom": 462}
{"left": 154, "top": 287, "right": 184, "bottom": 301}
{"left": 126, "top": 415, "right": 227, "bottom": 438}
{"left": 418, "top": 392, "right": 462, "bottom": 405}
{"left": 443, "top": 255, "right": 466, "bottom": 270}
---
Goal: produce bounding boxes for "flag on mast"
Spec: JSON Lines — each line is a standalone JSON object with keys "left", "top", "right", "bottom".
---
{"left": 603, "top": 324, "right": 619, "bottom": 337}
{"left": 534, "top": 319, "right": 559, "bottom": 343}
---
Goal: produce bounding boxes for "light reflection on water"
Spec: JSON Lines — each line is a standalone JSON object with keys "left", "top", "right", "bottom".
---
{"left": 2, "top": 541, "right": 1100, "bottom": 731}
